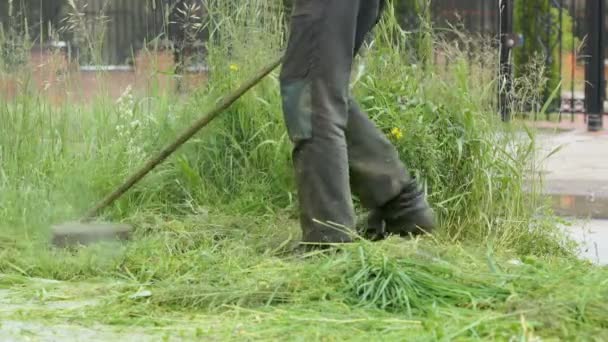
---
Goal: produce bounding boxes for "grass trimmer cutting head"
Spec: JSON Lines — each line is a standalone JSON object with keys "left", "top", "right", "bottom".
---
{"left": 51, "top": 221, "right": 133, "bottom": 248}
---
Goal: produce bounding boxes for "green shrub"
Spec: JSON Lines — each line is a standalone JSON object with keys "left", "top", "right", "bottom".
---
{"left": 514, "top": 0, "right": 577, "bottom": 109}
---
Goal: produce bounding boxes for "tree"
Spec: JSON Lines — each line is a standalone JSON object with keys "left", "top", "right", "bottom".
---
{"left": 514, "top": 0, "right": 576, "bottom": 108}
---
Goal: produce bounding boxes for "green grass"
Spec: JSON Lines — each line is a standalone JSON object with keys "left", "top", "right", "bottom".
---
{"left": 0, "top": 0, "right": 606, "bottom": 340}
{"left": 1, "top": 224, "right": 606, "bottom": 340}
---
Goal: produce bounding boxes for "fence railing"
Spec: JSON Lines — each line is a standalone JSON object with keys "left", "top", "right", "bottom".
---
{"left": 1, "top": 0, "right": 606, "bottom": 125}
{"left": 3, "top": 0, "right": 502, "bottom": 66}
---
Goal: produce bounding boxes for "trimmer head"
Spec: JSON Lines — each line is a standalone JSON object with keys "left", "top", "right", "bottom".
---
{"left": 51, "top": 221, "right": 133, "bottom": 248}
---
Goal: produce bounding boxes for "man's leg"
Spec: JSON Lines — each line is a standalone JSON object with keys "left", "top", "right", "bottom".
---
{"left": 347, "top": 0, "right": 436, "bottom": 239}
{"left": 279, "top": 0, "right": 364, "bottom": 243}
{"left": 347, "top": 102, "right": 436, "bottom": 240}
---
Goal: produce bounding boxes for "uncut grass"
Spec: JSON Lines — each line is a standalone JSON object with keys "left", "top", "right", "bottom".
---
{"left": 1, "top": 0, "right": 564, "bottom": 252}
{"left": 0, "top": 0, "right": 603, "bottom": 340}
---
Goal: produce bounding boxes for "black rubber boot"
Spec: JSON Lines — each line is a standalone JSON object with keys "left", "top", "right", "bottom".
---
{"left": 362, "top": 182, "right": 436, "bottom": 240}
{"left": 360, "top": 210, "right": 388, "bottom": 241}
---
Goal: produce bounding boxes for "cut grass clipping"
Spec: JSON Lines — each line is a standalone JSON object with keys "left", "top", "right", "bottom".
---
{"left": 1, "top": 221, "right": 607, "bottom": 340}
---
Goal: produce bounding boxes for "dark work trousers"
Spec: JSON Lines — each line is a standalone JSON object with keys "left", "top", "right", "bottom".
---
{"left": 279, "top": 0, "right": 433, "bottom": 243}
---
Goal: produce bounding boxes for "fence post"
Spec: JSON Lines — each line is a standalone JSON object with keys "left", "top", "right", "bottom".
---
{"left": 585, "top": 0, "right": 605, "bottom": 132}
{"left": 499, "top": 0, "right": 514, "bottom": 122}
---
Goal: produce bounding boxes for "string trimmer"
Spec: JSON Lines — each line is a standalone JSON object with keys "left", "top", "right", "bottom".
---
{"left": 51, "top": 57, "right": 283, "bottom": 247}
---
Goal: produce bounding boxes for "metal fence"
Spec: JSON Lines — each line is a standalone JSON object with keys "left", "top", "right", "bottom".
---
{"left": 0, "top": 0, "right": 207, "bottom": 67}
{"left": 1, "top": 0, "right": 606, "bottom": 128}
{"left": 431, "top": 0, "right": 499, "bottom": 35}
{"left": 58, "top": 0, "right": 207, "bottom": 68}
{"left": 498, "top": 0, "right": 605, "bottom": 129}
{"left": 3, "top": 0, "right": 501, "bottom": 65}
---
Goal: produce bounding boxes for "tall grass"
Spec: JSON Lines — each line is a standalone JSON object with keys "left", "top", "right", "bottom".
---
{"left": 0, "top": 0, "right": 570, "bottom": 263}
{"left": 1, "top": 1, "right": 603, "bottom": 340}
{"left": 0, "top": 0, "right": 569, "bottom": 257}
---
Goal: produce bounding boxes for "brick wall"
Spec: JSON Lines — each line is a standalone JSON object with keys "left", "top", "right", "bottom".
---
{"left": 1, "top": 46, "right": 207, "bottom": 105}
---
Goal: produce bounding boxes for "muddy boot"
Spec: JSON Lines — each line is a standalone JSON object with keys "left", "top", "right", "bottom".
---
{"left": 359, "top": 210, "right": 387, "bottom": 241}
{"left": 346, "top": 99, "right": 436, "bottom": 241}
{"left": 361, "top": 198, "right": 435, "bottom": 241}
{"left": 376, "top": 180, "right": 436, "bottom": 237}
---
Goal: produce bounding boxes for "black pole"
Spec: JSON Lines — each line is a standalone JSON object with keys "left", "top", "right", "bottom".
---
{"left": 499, "top": 0, "right": 514, "bottom": 122}
{"left": 570, "top": 0, "right": 576, "bottom": 122}
{"left": 585, "top": 0, "right": 605, "bottom": 132}
{"left": 558, "top": 0, "right": 564, "bottom": 123}
{"left": 481, "top": 0, "right": 486, "bottom": 35}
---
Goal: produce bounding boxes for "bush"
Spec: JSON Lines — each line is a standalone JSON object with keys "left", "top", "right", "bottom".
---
{"left": 514, "top": 0, "right": 576, "bottom": 109}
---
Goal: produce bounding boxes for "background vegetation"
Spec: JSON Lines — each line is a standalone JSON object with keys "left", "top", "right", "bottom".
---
{"left": 514, "top": 0, "right": 577, "bottom": 109}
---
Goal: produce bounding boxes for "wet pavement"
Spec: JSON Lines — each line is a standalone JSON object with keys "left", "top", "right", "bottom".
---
{"left": 536, "top": 128, "right": 608, "bottom": 264}
{"left": 564, "top": 219, "right": 608, "bottom": 265}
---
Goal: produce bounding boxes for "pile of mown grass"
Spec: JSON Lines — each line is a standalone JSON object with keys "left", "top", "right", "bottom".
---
{"left": 1, "top": 214, "right": 606, "bottom": 340}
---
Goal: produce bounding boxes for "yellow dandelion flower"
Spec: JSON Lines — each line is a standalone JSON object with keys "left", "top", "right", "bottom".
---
{"left": 390, "top": 127, "right": 404, "bottom": 140}
{"left": 229, "top": 63, "right": 239, "bottom": 72}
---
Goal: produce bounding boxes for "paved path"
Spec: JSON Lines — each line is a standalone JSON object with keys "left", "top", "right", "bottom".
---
{"left": 536, "top": 129, "right": 608, "bottom": 219}
{"left": 535, "top": 128, "right": 608, "bottom": 264}
{"left": 530, "top": 114, "right": 608, "bottom": 131}
{"left": 537, "top": 129, "right": 608, "bottom": 186}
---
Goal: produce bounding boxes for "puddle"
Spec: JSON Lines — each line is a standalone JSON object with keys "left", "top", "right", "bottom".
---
{"left": 563, "top": 219, "right": 608, "bottom": 265}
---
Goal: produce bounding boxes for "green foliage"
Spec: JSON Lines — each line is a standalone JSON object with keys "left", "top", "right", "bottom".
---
{"left": 1, "top": 224, "right": 606, "bottom": 340}
{"left": 282, "top": 0, "right": 293, "bottom": 14}
{"left": 393, "top": 0, "right": 431, "bottom": 30}
{"left": 514, "top": 0, "right": 576, "bottom": 107}
{"left": 1, "top": 1, "right": 563, "bottom": 255}
{"left": 388, "top": 0, "right": 433, "bottom": 64}
{"left": 0, "top": 2, "right": 31, "bottom": 71}
{"left": 0, "top": 0, "right": 567, "bottom": 254}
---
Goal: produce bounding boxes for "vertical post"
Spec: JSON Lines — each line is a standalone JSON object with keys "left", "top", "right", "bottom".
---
{"left": 499, "top": 0, "right": 514, "bottom": 122}
{"left": 570, "top": 0, "right": 577, "bottom": 122}
{"left": 585, "top": 0, "right": 605, "bottom": 132}
{"left": 481, "top": 0, "right": 486, "bottom": 35}
{"left": 481, "top": 0, "right": 487, "bottom": 86}
{"left": 558, "top": 0, "right": 564, "bottom": 122}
